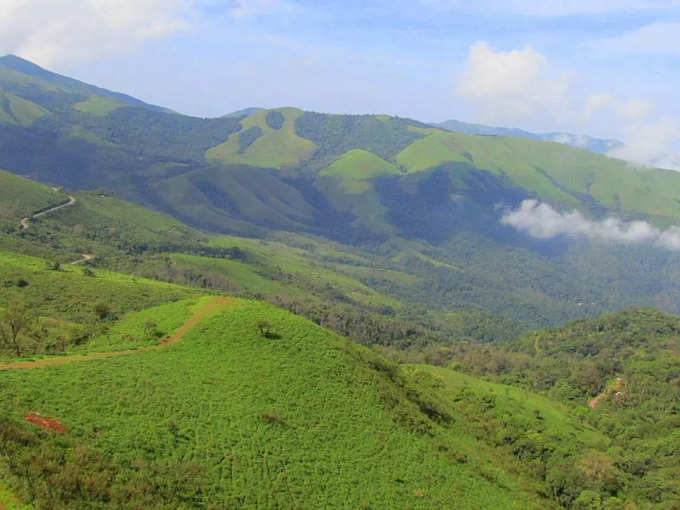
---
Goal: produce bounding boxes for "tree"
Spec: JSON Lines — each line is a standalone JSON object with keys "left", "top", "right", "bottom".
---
{"left": 93, "top": 303, "right": 111, "bottom": 320}
{"left": 257, "top": 320, "right": 273, "bottom": 338}
{"left": 0, "top": 298, "right": 33, "bottom": 356}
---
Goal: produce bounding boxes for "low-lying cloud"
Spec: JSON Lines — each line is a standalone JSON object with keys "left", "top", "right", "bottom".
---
{"left": 501, "top": 199, "right": 680, "bottom": 250}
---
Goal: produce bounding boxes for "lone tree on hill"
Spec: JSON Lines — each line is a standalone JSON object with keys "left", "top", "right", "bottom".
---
{"left": 257, "top": 320, "right": 273, "bottom": 338}
{"left": 0, "top": 297, "right": 34, "bottom": 357}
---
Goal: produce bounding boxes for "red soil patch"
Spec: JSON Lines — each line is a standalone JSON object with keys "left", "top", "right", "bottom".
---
{"left": 588, "top": 378, "right": 624, "bottom": 409}
{"left": 24, "top": 412, "right": 68, "bottom": 434}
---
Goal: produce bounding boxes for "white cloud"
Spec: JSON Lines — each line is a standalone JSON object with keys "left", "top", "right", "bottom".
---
{"left": 593, "top": 22, "right": 680, "bottom": 55}
{"left": 585, "top": 93, "right": 652, "bottom": 121}
{"left": 455, "top": 41, "right": 680, "bottom": 170}
{"left": 0, "top": 0, "right": 198, "bottom": 68}
{"left": 608, "top": 118, "right": 680, "bottom": 170}
{"left": 455, "top": 42, "right": 572, "bottom": 126}
{"left": 502, "top": 199, "right": 680, "bottom": 250}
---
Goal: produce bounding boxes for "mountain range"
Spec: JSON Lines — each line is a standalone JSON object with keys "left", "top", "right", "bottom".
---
{"left": 1, "top": 54, "right": 680, "bottom": 509}
{"left": 436, "top": 119, "right": 622, "bottom": 155}
{"left": 3, "top": 53, "right": 680, "bottom": 330}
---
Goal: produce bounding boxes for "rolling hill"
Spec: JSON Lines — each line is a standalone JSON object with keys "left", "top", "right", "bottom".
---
{"left": 2, "top": 55, "right": 680, "bottom": 509}
{"left": 5, "top": 54, "right": 680, "bottom": 329}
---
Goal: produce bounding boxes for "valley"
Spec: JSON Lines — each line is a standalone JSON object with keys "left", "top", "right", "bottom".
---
{"left": 0, "top": 54, "right": 679, "bottom": 509}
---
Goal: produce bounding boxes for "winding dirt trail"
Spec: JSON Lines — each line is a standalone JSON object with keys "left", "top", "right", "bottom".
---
{"left": 0, "top": 296, "right": 233, "bottom": 371}
{"left": 20, "top": 195, "right": 76, "bottom": 230}
{"left": 70, "top": 253, "right": 94, "bottom": 265}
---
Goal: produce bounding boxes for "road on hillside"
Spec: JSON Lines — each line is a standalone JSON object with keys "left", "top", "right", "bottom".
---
{"left": 20, "top": 195, "right": 76, "bottom": 230}
{"left": 70, "top": 253, "right": 94, "bottom": 265}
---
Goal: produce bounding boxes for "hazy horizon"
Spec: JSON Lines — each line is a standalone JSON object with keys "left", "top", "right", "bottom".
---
{"left": 2, "top": 1, "right": 680, "bottom": 168}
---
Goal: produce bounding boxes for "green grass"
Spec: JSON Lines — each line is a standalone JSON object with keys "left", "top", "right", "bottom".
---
{"left": 73, "top": 96, "right": 126, "bottom": 116}
{"left": 414, "top": 365, "right": 606, "bottom": 448}
{"left": 0, "top": 299, "right": 549, "bottom": 508}
{"left": 0, "top": 170, "right": 66, "bottom": 223}
{"left": 0, "top": 250, "right": 199, "bottom": 325}
{"left": 206, "top": 108, "right": 316, "bottom": 168}
{"left": 44, "top": 191, "right": 203, "bottom": 245}
{"left": 396, "top": 128, "right": 680, "bottom": 221}
{"left": 168, "top": 249, "right": 402, "bottom": 310}
{"left": 319, "top": 149, "right": 401, "bottom": 184}
{"left": 315, "top": 149, "right": 402, "bottom": 235}
{"left": 0, "top": 89, "right": 48, "bottom": 126}
{"left": 0, "top": 483, "right": 31, "bottom": 510}
{"left": 81, "top": 297, "right": 205, "bottom": 353}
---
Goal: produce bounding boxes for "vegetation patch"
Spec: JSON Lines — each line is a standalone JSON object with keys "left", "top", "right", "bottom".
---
{"left": 206, "top": 108, "right": 316, "bottom": 168}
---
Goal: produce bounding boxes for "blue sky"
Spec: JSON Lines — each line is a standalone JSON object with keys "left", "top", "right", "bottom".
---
{"left": 2, "top": 0, "right": 680, "bottom": 167}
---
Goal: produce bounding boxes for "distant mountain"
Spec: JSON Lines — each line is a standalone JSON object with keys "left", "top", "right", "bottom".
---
{"left": 436, "top": 118, "right": 622, "bottom": 155}
{"left": 5, "top": 56, "right": 680, "bottom": 326}
{"left": 0, "top": 54, "right": 169, "bottom": 114}
{"left": 222, "top": 107, "right": 265, "bottom": 118}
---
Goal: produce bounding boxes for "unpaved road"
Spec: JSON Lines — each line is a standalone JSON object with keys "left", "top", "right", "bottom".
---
{"left": 70, "top": 253, "right": 94, "bottom": 265}
{"left": 20, "top": 195, "right": 76, "bottom": 230}
{"left": 0, "top": 297, "right": 234, "bottom": 370}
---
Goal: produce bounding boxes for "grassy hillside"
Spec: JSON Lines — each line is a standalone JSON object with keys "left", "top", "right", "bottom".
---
{"left": 0, "top": 88, "right": 48, "bottom": 126}
{"left": 427, "top": 308, "right": 680, "bottom": 507}
{"left": 0, "top": 170, "right": 67, "bottom": 225}
{"left": 395, "top": 128, "right": 680, "bottom": 221}
{"left": 0, "top": 249, "right": 200, "bottom": 360}
{"left": 206, "top": 108, "right": 316, "bottom": 168}
{"left": 0, "top": 299, "right": 552, "bottom": 509}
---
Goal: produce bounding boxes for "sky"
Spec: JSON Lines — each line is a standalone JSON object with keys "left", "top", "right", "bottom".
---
{"left": 2, "top": 0, "right": 680, "bottom": 168}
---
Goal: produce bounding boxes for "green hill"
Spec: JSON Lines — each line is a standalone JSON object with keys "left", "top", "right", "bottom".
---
{"left": 6, "top": 56, "right": 680, "bottom": 330}
{"left": 0, "top": 169, "right": 67, "bottom": 225}
{"left": 0, "top": 298, "right": 554, "bottom": 509}
{"left": 431, "top": 308, "right": 680, "bottom": 507}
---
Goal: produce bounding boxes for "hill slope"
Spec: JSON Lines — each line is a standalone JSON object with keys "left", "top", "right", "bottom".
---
{"left": 0, "top": 298, "right": 553, "bottom": 509}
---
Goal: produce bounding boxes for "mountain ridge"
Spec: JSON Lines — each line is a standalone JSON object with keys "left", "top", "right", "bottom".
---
{"left": 436, "top": 118, "right": 623, "bottom": 155}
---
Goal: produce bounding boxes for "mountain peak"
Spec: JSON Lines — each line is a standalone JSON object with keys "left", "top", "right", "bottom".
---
{"left": 0, "top": 54, "right": 57, "bottom": 80}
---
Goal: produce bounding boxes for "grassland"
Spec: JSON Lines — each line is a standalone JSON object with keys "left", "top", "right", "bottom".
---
{"left": 319, "top": 149, "right": 401, "bottom": 185}
{"left": 395, "top": 128, "right": 680, "bottom": 221}
{"left": 0, "top": 170, "right": 67, "bottom": 224}
{"left": 206, "top": 108, "right": 316, "bottom": 168}
{"left": 73, "top": 96, "right": 126, "bottom": 116}
{"left": 0, "top": 299, "right": 551, "bottom": 509}
{"left": 0, "top": 89, "right": 48, "bottom": 126}
{"left": 0, "top": 249, "right": 199, "bottom": 328}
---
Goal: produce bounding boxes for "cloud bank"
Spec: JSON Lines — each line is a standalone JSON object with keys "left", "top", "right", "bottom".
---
{"left": 455, "top": 42, "right": 572, "bottom": 127}
{"left": 502, "top": 199, "right": 680, "bottom": 250}
{"left": 0, "top": 0, "right": 197, "bottom": 68}
{"left": 455, "top": 42, "right": 680, "bottom": 170}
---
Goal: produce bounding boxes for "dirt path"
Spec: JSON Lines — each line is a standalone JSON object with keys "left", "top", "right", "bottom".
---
{"left": 20, "top": 195, "right": 76, "bottom": 230}
{"left": 588, "top": 377, "right": 623, "bottom": 408}
{"left": 0, "top": 297, "right": 233, "bottom": 371}
{"left": 70, "top": 253, "right": 93, "bottom": 265}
